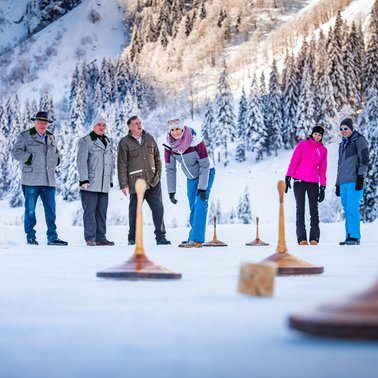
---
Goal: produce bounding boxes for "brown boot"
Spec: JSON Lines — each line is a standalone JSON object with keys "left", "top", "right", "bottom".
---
{"left": 86, "top": 239, "right": 96, "bottom": 246}
{"left": 96, "top": 239, "right": 115, "bottom": 246}
{"left": 310, "top": 240, "right": 318, "bottom": 245}
{"left": 184, "top": 241, "right": 203, "bottom": 248}
{"left": 299, "top": 240, "right": 309, "bottom": 246}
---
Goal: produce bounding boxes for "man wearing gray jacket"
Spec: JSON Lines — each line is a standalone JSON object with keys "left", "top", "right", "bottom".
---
{"left": 77, "top": 116, "right": 114, "bottom": 246}
{"left": 336, "top": 118, "right": 369, "bottom": 245}
{"left": 11, "top": 111, "right": 68, "bottom": 246}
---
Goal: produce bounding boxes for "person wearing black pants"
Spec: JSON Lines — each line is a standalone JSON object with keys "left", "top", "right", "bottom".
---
{"left": 128, "top": 181, "right": 166, "bottom": 243}
{"left": 293, "top": 181, "right": 320, "bottom": 244}
{"left": 285, "top": 125, "right": 328, "bottom": 245}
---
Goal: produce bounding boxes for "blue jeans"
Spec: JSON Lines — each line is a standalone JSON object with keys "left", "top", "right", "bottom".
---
{"left": 22, "top": 185, "right": 58, "bottom": 242}
{"left": 187, "top": 168, "right": 215, "bottom": 243}
{"left": 340, "top": 182, "right": 364, "bottom": 240}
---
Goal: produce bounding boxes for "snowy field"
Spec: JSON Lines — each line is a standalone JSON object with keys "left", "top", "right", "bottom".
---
{"left": 0, "top": 217, "right": 377, "bottom": 378}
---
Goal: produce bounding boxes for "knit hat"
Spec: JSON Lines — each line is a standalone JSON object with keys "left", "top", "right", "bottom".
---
{"left": 340, "top": 118, "right": 353, "bottom": 130}
{"left": 167, "top": 118, "right": 184, "bottom": 130}
{"left": 92, "top": 116, "right": 107, "bottom": 128}
{"left": 312, "top": 125, "right": 324, "bottom": 136}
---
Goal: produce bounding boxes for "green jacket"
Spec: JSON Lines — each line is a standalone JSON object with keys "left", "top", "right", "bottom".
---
{"left": 117, "top": 130, "right": 161, "bottom": 194}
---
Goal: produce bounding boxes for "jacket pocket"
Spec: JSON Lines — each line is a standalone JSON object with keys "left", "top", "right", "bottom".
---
{"left": 22, "top": 166, "right": 33, "bottom": 173}
{"left": 147, "top": 145, "right": 154, "bottom": 154}
{"left": 91, "top": 157, "right": 99, "bottom": 170}
{"left": 129, "top": 147, "right": 139, "bottom": 158}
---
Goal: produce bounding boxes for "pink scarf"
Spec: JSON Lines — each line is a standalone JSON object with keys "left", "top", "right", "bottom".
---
{"left": 167, "top": 126, "right": 193, "bottom": 154}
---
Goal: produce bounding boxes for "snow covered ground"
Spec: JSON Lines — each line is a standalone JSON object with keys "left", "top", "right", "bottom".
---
{"left": 1, "top": 157, "right": 377, "bottom": 378}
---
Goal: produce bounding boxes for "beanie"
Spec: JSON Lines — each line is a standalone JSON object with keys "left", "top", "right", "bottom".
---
{"left": 92, "top": 116, "right": 107, "bottom": 129}
{"left": 340, "top": 118, "right": 353, "bottom": 130}
{"left": 312, "top": 125, "right": 324, "bottom": 136}
{"left": 167, "top": 118, "right": 184, "bottom": 130}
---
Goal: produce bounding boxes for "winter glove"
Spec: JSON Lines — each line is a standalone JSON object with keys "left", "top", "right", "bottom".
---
{"left": 169, "top": 193, "right": 178, "bottom": 204}
{"left": 318, "top": 185, "right": 326, "bottom": 203}
{"left": 25, "top": 154, "right": 32, "bottom": 166}
{"left": 335, "top": 185, "right": 340, "bottom": 197}
{"left": 355, "top": 175, "right": 364, "bottom": 191}
{"left": 197, "top": 189, "right": 207, "bottom": 201}
{"left": 285, "top": 176, "right": 291, "bottom": 193}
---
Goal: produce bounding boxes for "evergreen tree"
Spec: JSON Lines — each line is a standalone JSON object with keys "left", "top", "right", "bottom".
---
{"left": 245, "top": 73, "right": 267, "bottom": 161}
{"left": 0, "top": 102, "right": 7, "bottom": 198}
{"left": 8, "top": 99, "right": 23, "bottom": 207}
{"left": 295, "top": 50, "right": 315, "bottom": 141}
{"left": 281, "top": 52, "right": 299, "bottom": 148}
{"left": 265, "top": 60, "right": 283, "bottom": 156}
{"left": 328, "top": 11, "right": 347, "bottom": 110}
{"left": 201, "top": 99, "right": 215, "bottom": 161}
{"left": 359, "top": 1, "right": 378, "bottom": 222}
{"left": 235, "top": 88, "right": 248, "bottom": 162}
{"left": 344, "top": 23, "right": 362, "bottom": 111}
{"left": 199, "top": 0, "right": 206, "bottom": 19}
{"left": 214, "top": 66, "right": 236, "bottom": 166}
{"left": 237, "top": 187, "right": 253, "bottom": 224}
{"left": 314, "top": 30, "right": 336, "bottom": 130}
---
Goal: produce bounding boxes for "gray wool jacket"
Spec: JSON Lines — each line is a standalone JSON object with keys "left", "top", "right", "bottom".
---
{"left": 77, "top": 131, "right": 114, "bottom": 193}
{"left": 11, "top": 127, "right": 60, "bottom": 187}
{"left": 336, "top": 131, "right": 369, "bottom": 186}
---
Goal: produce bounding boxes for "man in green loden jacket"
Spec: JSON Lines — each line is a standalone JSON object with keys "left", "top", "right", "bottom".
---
{"left": 117, "top": 115, "right": 170, "bottom": 246}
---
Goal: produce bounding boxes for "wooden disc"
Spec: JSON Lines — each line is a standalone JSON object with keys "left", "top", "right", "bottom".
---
{"left": 263, "top": 252, "right": 324, "bottom": 275}
{"left": 97, "top": 255, "right": 182, "bottom": 280}
{"left": 245, "top": 238, "right": 269, "bottom": 246}
{"left": 289, "top": 283, "right": 378, "bottom": 339}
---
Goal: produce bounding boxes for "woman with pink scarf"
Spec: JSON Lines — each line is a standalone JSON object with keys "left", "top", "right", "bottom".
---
{"left": 285, "top": 125, "right": 328, "bottom": 245}
{"left": 164, "top": 118, "right": 215, "bottom": 248}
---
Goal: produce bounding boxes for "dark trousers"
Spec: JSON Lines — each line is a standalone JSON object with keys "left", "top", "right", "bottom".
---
{"left": 22, "top": 185, "right": 58, "bottom": 242}
{"left": 128, "top": 181, "right": 166, "bottom": 241}
{"left": 80, "top": 191, "right": 109, "bottom": 241}
{"left": 293, "top": 181, "right": 320, "bottom": 243}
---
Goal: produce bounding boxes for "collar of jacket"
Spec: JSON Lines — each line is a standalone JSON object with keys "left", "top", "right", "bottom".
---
{"left": 29, "top": 127, "right": 52, "bottom": 136}
{"left": 128, "top": 129, "right": 145, "bottom": 139}
{"left": 90, "top": 130, "right": 110, "bottom": 142}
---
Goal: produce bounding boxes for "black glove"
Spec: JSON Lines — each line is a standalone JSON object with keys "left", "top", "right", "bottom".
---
{"left": 335, "top": 185, "right": 340, "bottom": 197}
{"left": 285, "top": 176, "right": 291, "bottom": 193}
{"left": 169, "top": 193, "right": 178, "bottom": 204}
{"left": 25, "top": 154, "right": 32, "bottom": 166}
{"left": 197, "top": 189, "right": 207, "bottom": 201}
{"left": 355, "top": 175, "right": 364, "bottom": 191}
{"left": 318, "top": 185, "right": 326, "bottom": 203}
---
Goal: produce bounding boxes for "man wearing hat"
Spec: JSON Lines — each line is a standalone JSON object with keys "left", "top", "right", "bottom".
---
{"left": 336, "top": 118, "right": 369, "bottom": 245}
{"left": 285, "top": 125, "right": 328, "bottom": 245}
{"left": 77, "top": 116, "right": 114, "bottom": 246}
{"left": 11, "top": 111, "right": 68, "bottom": 246}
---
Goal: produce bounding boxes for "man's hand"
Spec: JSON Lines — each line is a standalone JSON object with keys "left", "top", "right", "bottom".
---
{"left": 285, "top": 176, "right": 291, "bottom": 193}
{"left": 197, "top": 189, "right": 207, "bottom": 201}
{"left": 121, "top": 186, "right": 129, "bottom": 196}
{"left": 81, "top": 183, "right": 90, "bottom": 190}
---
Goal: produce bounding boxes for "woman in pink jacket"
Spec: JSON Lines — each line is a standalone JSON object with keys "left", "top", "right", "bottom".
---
{"left": 285, "top": 125, "right": 327, "bottom": 245}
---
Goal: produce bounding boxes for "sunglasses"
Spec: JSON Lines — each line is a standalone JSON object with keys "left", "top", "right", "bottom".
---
{"left": 339, "top": 127, "right": 349, "bottom": 131}
{"left": 167, "top": 118, "right": 180, "bottom": 126}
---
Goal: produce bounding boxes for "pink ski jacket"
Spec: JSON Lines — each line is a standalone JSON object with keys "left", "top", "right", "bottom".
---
{"left": 286, "top": 138, "right": 328, "bottom": 187}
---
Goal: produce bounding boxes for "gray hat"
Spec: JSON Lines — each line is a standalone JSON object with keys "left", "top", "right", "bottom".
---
{"left": 167, "top": 118, "right": 184, "bottom": 130}
{"left": 92, "top": 116, "right": 107, "bottom": 128}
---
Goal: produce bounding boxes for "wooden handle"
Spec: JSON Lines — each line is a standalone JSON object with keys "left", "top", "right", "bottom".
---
{"left": 134, "top": 179, "right": 147, "bottom": 256}
{"left": 256, "top": 216, "right": 260, "bottom": 239}
{"left": 277, "top": 181, "right": 288, "bottom": 253}
{"left": 213, "top": 215, "right": 217, "bottom": 240}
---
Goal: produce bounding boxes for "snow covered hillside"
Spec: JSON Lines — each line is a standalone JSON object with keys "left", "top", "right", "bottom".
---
{"left": 0, "top": 0, "right": 127, "bottom": 102}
